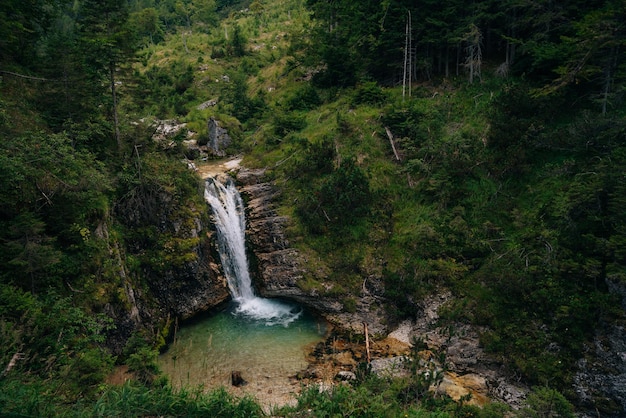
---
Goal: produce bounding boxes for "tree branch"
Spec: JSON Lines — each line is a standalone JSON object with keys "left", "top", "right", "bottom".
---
{"left": 0, "top": 70, "right": 59, "bottom": 82}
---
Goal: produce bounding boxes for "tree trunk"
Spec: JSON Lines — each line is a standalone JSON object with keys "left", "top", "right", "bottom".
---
{"left": 464, "top": 24, "right": 482, "bottom": 84}
{"left": 445, "top": 46, "right": 450, "bottom": 78}
{"left": 109, "top": 61, "right": 121, "bottom": 152}
{"left": 385, "top": 126, "right": 401, "bottom": 161}
{"left": 601, "top": 46, "right": 619, "bottom": 116}
{"left": 363, "top": 322, "right": 371, "bottom": 363}
{"left": 402, "top": 15, "right": 409, "bottom": 101}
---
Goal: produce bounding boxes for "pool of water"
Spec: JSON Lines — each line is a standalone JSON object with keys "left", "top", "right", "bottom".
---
{"left": 158, "top": 299, "right": 328, "bottom": 407}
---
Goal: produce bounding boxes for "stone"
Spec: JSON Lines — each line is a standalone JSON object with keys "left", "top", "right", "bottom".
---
{"left": 206, "top": 117, "right": 232, "bottom": 156}
{"left": 435, "top": 372, "right": 490, "bottom": 406}
{"left": 332, "top": 351, "right": 357, "bottom": 367}
{"left": 151, "top": 119, "right": 188, "bottom": 142}
{"left": 231, "top": 371, "right": 247, "bottom": 387}
{"left": 197, "top": 99, "right": 218, "bottom": 110}
{"left": 370, "top": 357, "right": 408, "bottom": 378}
{"left": 372, "top": 337, "right": 411, "bottom": 357}
{"left": 335, "top": 371, "right": 356, "bottom": 381}
{"left": 375, "top": 293, "right": 530, "bottom": 410}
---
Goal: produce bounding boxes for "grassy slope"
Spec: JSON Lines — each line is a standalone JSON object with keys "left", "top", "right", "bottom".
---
{"left": 124, "top": 0, "right": 624, "bottom": 413}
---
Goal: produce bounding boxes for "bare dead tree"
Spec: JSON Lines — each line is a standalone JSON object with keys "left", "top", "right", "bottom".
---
{"left": 464, "top": 24, "right": 483, "bottom": 84}
{"left": 402, "top": 10, "right": 412, "bottom": 100}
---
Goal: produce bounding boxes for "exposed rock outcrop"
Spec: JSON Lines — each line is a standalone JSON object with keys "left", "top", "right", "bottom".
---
{"left": 146, "top": 234, "right": 229, "bottom": 320}
{"left": 106, "top": 180, "right": 230, "bottom": 353}
{"left": 237, "top": 168, "right": 342, "bottom": 314}
{"left": 396, "top": 293, "right": 529, "bottom": 409}
{"left": 206, "top": 117, "right": 232, "bottom": 156}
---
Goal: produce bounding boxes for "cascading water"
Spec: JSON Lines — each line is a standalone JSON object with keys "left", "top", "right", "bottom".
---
{"left": 159, "top": 174, "right": 327, "bottom": 405}
{"left": 204, "top": 176, "right": 301, "bottom": 326}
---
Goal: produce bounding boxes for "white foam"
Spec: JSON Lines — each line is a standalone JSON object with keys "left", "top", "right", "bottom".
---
{"left": 234, "top": 297, "right": 302, "bottom": 327}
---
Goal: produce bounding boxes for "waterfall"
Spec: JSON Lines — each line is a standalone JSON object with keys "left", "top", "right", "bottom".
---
{"left": 204, "top": 176, "right": 254, "bottom": 299}
{"left": 204, "top": 176, "right": 301, "bottom": 326}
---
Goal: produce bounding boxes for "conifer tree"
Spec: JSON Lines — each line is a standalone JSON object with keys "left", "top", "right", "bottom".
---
{"left": 77, "top": 0, "right": 136, "bottom": 152}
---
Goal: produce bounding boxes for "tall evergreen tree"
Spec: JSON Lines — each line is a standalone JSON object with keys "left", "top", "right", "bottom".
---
{"left": 77, "top": 0, "right": 136, "bottom": 152}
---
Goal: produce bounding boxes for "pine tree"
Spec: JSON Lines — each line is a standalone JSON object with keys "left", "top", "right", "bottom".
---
{"left": 78, "top": 0, "right": 136, "bottom": 152}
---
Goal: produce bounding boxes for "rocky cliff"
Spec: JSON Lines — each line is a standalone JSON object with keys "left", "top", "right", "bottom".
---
{"left": 237, "top": 168, "right": 342, "bottom": 314}
{"left": 106, "top": 181, "right": 230, "bottom": 353}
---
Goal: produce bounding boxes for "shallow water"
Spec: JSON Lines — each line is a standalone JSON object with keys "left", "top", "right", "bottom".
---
{"left": 158, "top": 299, "right": 327, "bottom": 407}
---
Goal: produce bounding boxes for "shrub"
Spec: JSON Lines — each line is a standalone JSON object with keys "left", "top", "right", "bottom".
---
{"left": 519, "top": 387, "right": 575, "bottom": 418}
{"left": 273, "top": 111, "right": 307, "bottom": 137}
{"left": 352, "top": 81, "right": 387, "bottom": 106}
{"left": 286, "top": 84, "right": 322, "bottom": 111}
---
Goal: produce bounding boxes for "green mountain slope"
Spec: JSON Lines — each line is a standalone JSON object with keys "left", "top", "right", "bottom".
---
{"left": 1, "top": 0, "right": 625, "bottom": 416}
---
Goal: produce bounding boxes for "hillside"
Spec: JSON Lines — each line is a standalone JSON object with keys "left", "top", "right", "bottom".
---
{"left": 1, "top": 0, "right": 625, "bottom": 416}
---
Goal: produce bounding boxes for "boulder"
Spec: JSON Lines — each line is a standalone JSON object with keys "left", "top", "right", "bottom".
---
{"left": 435, "top": 372, "right": 490, "bottom": 406}
{"left": 231, "top": 371, "right": 247, "bottom": 387}
{"left": 206, "top": 117, "right": 231, "bottom": 156}
{"left": 335, "top": 371, "right": 357, "bottom": 381}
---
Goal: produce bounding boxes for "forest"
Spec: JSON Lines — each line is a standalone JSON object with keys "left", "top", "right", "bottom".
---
{"left": 1, "top": 0, "right": 625, "bottom": 416}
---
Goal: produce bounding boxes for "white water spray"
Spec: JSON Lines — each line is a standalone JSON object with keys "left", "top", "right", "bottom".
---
{"left": 204, "top": 176, "right": 301, "bottom": 326}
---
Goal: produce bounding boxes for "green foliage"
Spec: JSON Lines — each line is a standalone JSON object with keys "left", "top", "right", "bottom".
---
{"left": 352, "top": 81, "right": 387, "bottom": 106}
{"left": 382, "top": 98, "right": 443, "bottom": 161}
{"left": 114, "top": 151, "right": 205, "bottom": 274}
{"left": 0, "top": 288, "right": 114, "bottom": 404}
{"left": 92, "top": 384, "right": 263, "bottom": 417}
{"left": 135, "top": 60, "right": 197, "bottom": 116}
{"left": 273, "top": 111, "right": 307, "bottom": 138}
{"left": 0, "top": 0, "right": 60, "bottom": 64}
{"left": 129, "top": 7, "right": 165, "bottom": 45}
{"left": 1, "top": 380, "right": 263, "bottom": 417}
{"left": 126, "top": 346, "right": 162, "bottom": 385}
{"left": 295, "top": 157, "right": 371, "bottom": 236}
{"left": 0, "top": 130, "right": 111, "bottom": 293}
{"left": 285, "top": 84, "right": 322, "bottom": 111}
{"left": 226, "top": 23, "right": 247, "bottom": 57}
{"left": 282, "top": 383, "right": 402, "bottom": 417}
{"left": 519, "top": 387, "right": 575, "bottom": 418}
{"left": 221, "top": 71, "right": 267, "bottom": 123}
{"left": 0, "top": 379, "right": 61, "bottom": 417}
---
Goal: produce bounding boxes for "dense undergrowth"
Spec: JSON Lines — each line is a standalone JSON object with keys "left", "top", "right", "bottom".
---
{"left": 1, "top": 0, "right": 625, "bottom": 416}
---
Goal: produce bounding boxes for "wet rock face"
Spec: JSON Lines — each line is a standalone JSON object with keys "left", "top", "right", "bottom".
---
{"left": 141, "top": 202, "right": 230, "bottom": 320}
{"left": 146, "top": 236, "right": 229, "bottom": 320}
{"left": 113, "top": 186, "right": 230, "bottom": 334}
{"left": 237, "top": 168, "right": 342, "bottom": 314}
